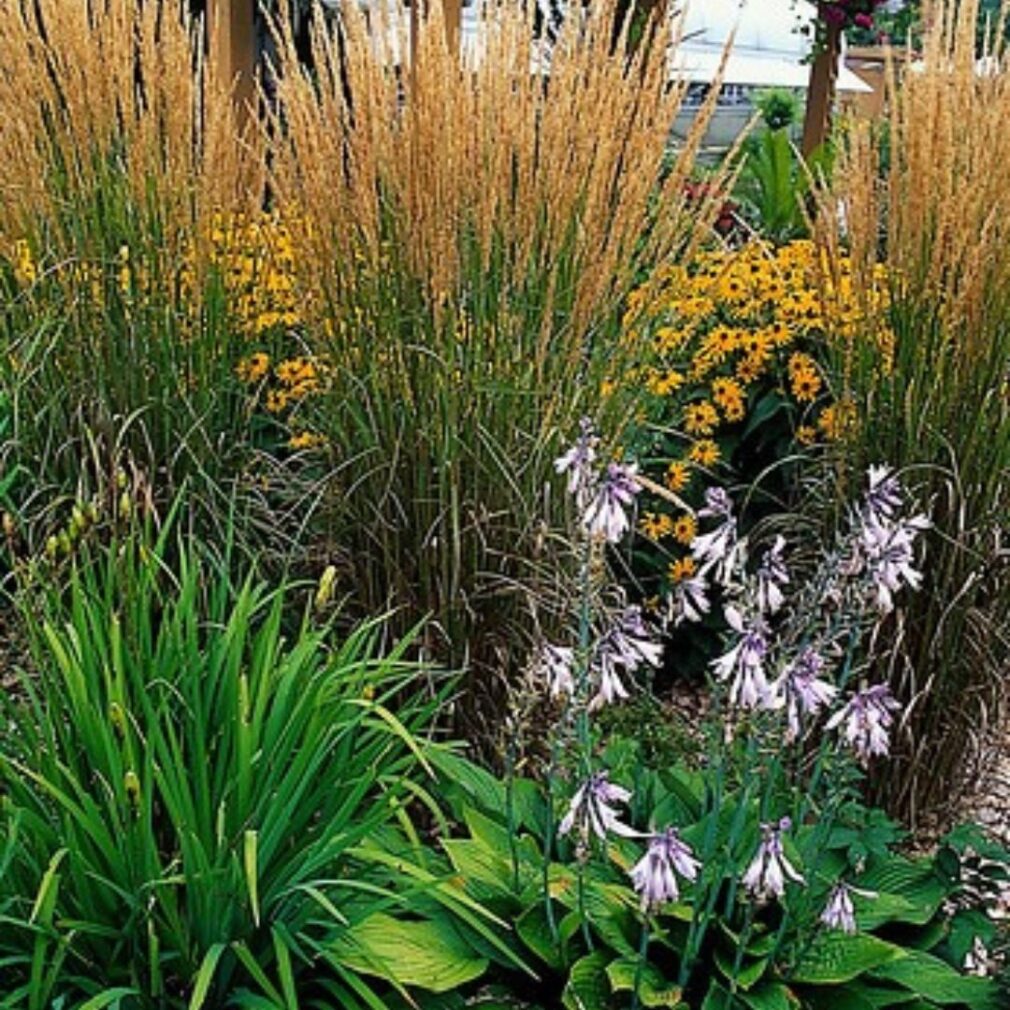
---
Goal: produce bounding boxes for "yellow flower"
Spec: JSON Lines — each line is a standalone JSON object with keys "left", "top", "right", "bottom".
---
{"left": 665, "top": 460, "right": 691, "bottom": 493}
{"left": 265, "top": 388, "right": 289, "bottom": 413}
{"left": 818, "top": 400, "right": 857, "bottom": 440}
{"left": 790, "top": 367, "right": 822, "bottom": 403}
{"left": 288, "top": 430, "right": 327, "bottom": 450}
{"left": 276, "top": 356, "right": 316, "bottom": 386}
{"left": 639, "top": 511, "right": 674, "bottom": 541}
{"left": 688, "top": 439, "right": 721, "bottom": 467}
{"left": 648, "top": 368, "right": 686, "bottom": 397}
{"left": 668, "top": 555, "right": 697, "bottom": 583}
{"left": 673, "top": 513, "right": 697, "bottom": 546}
{"left": 711, "top": 376, "right": 745, "bottom": 418}
{"left": 701, "top": 326, "right": 738, "bottom": 361}
{"left": 683, "top": 400, "right": 719, "bottom": 436}
{"left": 795, "top": 425, "right": 817, "bottom": 446}
{"left": 236, "top": 352, "right": 270, "bottom": 383}
{"left": 788, "top": 352, "right": 816, "bottom": 378}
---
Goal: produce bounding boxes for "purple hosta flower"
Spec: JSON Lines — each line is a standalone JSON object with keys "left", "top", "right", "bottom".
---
{"left": 826, "top": 684, "right": 901, "bottom": 763}
{"left": 863, "top": 464, "right": 904, "bottom": 523}
{"left": 630, "top": 827, "right": 701, "bottom": 911}
{"left": 711, "top": 606, "right": 773, "bottom": 709}
{"left": 860, "top": 513, "right": 929, "bottom": 613}
{"left": 590, "top": 605, "right": 663, "bottom": 710}
{"left": 667, "top": 574, "right": 711, "bottom": 626}
{"left": 582, "top": 461, "right": 640, "bottom": 543}
{"left": 692, "top": 487, "right": 741, "bottom": 585}
{"left": 820, "top": 883, "right": 858, "bottom": 933}
{"left": 558, "top": 771, "right": 637, "bottom": 842}
{"left": 756, "top": 536, "right": 789, "bottom": 615}
{"left": 820, "top": 882, "right": 877, "bottom": 933}
{"left": 742, "top": 817, "right": 805, "bottom": 902}
{"left": 555, "top": 417, "right": 598, "bottom": 505}
{"left": 535, "top": 643, "right": 576, "bottom": 698}
{"left": 773, "top": 647, "right": 838, "bottom": 742}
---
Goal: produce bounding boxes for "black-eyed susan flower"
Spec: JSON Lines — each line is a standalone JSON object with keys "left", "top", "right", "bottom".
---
{"left": 668, "top": 555, "right": 696, "bottom": 583}
{"left": 683, "top": 400, "right": 719, "bottom": 436}
{"left": 639, "top": 511, "right": 674, "bottom": 541}
{"left": 672, "top": 513, "right": 697, "bottom": 546}
{"left": 236, "top": 352, "right": 270, "bottom": 383}
{"left": 665, "top": 460, "right": 691, "bottom": 493}
{"left": 688, "top": 439, "right": 721, "bottom": 467}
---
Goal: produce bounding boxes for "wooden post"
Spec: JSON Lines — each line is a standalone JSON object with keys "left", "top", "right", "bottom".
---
{"left": 444, "top": 0, "right": 461, "bottom": 56}
{"left": 209, "top": 0, "right": 257, "bottom": 127}
{"left": 802, "top": 19, "right": 842, "bottom": 158}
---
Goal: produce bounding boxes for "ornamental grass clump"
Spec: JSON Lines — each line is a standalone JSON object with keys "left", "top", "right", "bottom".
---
{"left": 0, "top": 0, "right": 268, "bottom": 530}
{"left": 818, "top": 0, "right": 1010, "bottom": 822}
{"left": 263, "top": 0, "right": 733, "bottom": 728}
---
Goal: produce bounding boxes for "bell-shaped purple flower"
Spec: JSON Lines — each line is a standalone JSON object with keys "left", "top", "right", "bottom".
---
{"left": 772, "top": 647, "right": 838, "bottom": 741}
{"left": 756, "top": 535, "right": 790, "bottom": 615}
{"left": 630, "top": 827, "right": 701, "bottom": 911}
{"left": 589, "top": 606, "right": 662, "bottom": 710}
{"left": 825, "top": 683, "right": 901, "bottom": 763}
{"left": 535, "top": 643, "right": 576, "bottom": 698}
{"left": 820, "top": 883, "right": 857, "bottom": 933}
{"left": 711, "top": 606, "right": 774, "bottom": 709}
{"left": 741, "top": 817, "right": 805, "bottom": 901}
{"left": 555, "top": 417, "right": 598, "bottom": 506}
{"left": 558, "top": 771, "right": 638, "bottom": 842}
{"left": 582, "top": 461, "right": 640, "bottom": 543}
{"left": 667, "top": 574, "right": 711, "bottom": 626}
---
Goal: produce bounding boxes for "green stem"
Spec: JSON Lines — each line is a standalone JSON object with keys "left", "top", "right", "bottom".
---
{"left": 631, "top": 915, "right": 650, "bottom": 1010}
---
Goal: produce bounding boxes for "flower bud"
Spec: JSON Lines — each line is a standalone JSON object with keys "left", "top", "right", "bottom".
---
{"left": 58, "top": 531, "right": 72, "bottom": 556}
{"left": 314, "top": 564, "right": 337, "bottom": 612}
{"left": 118, "top": 491, "right": 132, "bottom": 520}
{"left": 124, "top": 770, "right": 141, "bottom": 807}
{"left": 45, "top": 535, "right": 58, "bottom": 559}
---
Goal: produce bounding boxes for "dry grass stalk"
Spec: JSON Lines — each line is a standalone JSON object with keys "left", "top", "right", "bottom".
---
{"left": 267, "top": 0, "right": 731, "bottom": 341}
{"left": 0, "top": 0, "right": 262, "bottom": 244}
{"left": 820, "top": 0, "right": 1010, "bottom": 822}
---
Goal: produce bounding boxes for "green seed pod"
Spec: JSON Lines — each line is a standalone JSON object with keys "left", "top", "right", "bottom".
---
{"left": 109, "top": 702, "right": 126, "bottom": 736}
{"left": 116, "top": 469, "right": 128, "bottom": 490}
{"left": 119, "top": 491, "right": 132, "bottom": 520}
{"left": 58, "top": 531, "right": 72, "bottom": 556}
{"left": 45, "top": 535, "right": 58, "bottom": 559}
{"left": 85, "top": 500, "right": 99, "bottom": 524}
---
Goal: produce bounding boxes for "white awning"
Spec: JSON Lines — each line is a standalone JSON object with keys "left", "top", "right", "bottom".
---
{"left": 672, "top": 47, "right": 875, "bottom": 93}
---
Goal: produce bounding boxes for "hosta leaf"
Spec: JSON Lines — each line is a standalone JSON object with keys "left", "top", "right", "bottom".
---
{"left": 331, "top": 912, "right": 488, "bottom": 992}
{"left": 442, "top": 839, "right": 513, "bottom": 901}
{"left": 606, "top": 956, "right": 683, "bottom": 1006}
{"left": 739, "top": 982, "right": 801, "bottom": 1010}
{"left": 857, "top": 859, "right": 946, "bottom": 911}
{"left": 516, "top": 904, "right": 563, "bottom": 970}
{"left": 714, "top": 948, "right": 770, "bottom": 990}
{"left": 870, "top": 949, "right": 1002, "bottom": 1008}
{"left": 562, "top": 951, "right": 611, "bottom": 1010}
{"left": 789, "top": 932, "right": 904, "bottom": 985}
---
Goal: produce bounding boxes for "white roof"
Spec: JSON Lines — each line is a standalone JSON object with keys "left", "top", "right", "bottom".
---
{"left": 673, "top": 0, "right": 873, "bottom": 92}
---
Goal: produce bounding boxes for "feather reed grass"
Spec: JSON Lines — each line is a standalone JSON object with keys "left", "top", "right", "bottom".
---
{"left": 817, "top": 0, "right": 1010, "bottom": 823}
{"left": 0, "top": 0, "right": 266, "bottom": 520}
{"left": 263, "top": 0, "right": 732, "bottom": 741}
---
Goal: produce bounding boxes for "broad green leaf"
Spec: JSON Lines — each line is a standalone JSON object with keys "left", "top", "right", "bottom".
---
{"left": 606, "top": 956, "right": 683, "bottom": 1007}
{"left": 789, "top": 932, "right": 904, "bottom": 985}
{"left": 515, "top": 904, "right": 563, "bottom": 970}
{"left": 714, "top": 948, "right": 770, "bottom": 990}
{"left": 331, "top": 912, "right": 489, "bottom": 992}
{"left": 562, "top": 951, "right": 611, "bottom": 1010}
{"left": 739, "top": 982, "right": 800, "bottom": 1010}
{"left": 870, "top": 949, "right": 1002, "bottom": 1008}
{"left": 442, "top": 839, "right": 514, "bottom": 901}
